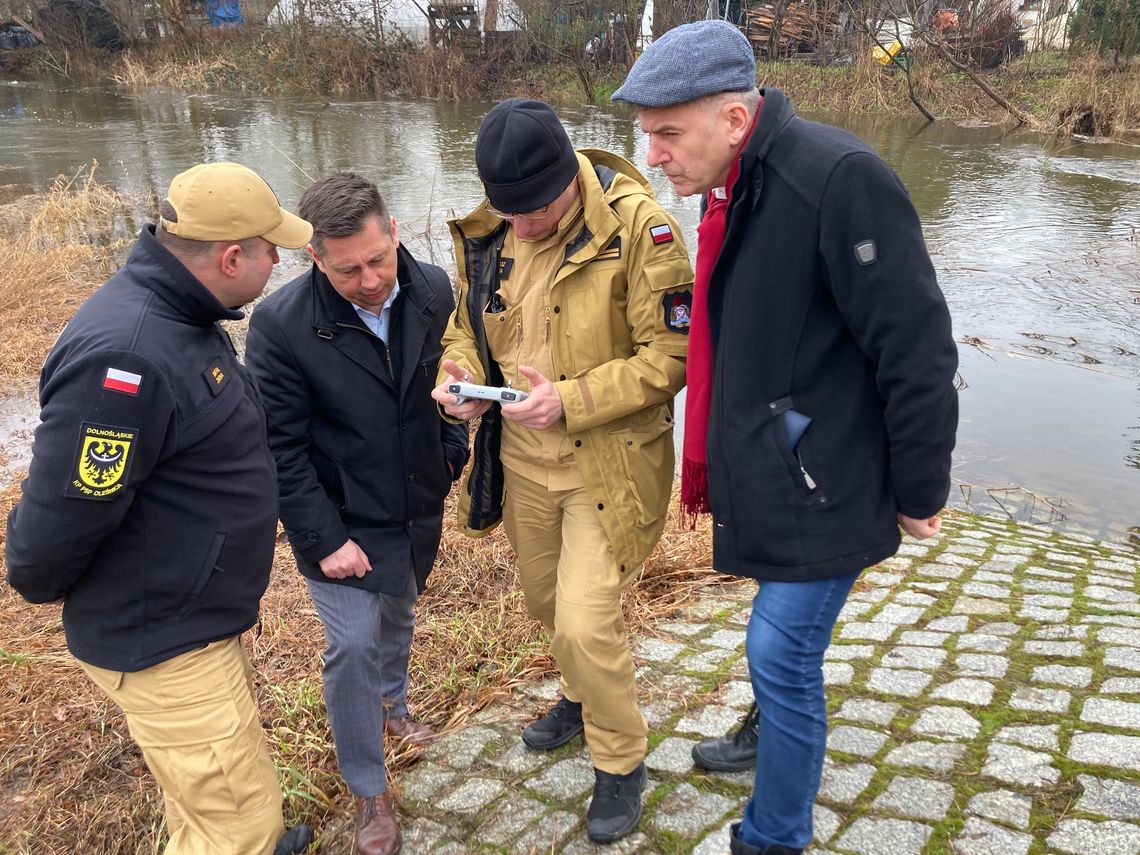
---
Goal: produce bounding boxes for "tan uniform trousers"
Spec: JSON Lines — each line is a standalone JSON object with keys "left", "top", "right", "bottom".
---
{"left": 503, "top": 468, "right": 647, "bottom": 775}
{"left": 80, "top": 635, "right": 284, "bottom": 855}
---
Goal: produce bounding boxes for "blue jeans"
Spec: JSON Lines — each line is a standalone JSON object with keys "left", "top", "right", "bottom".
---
{"left": 738, "top": 569, "right": 861, "bottom": 851}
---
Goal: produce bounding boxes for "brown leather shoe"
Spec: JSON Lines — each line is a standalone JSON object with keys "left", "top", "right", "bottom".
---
{"left": 384, "top": 714, "right": 435, "bottom": 746}
{"left": 355, "top": 792, "right": 401, "bottom": 855}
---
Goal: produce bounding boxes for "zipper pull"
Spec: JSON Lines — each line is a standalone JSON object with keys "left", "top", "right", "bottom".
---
{"left": 544, "top": 305, "right": 551, "bottom": 344}
{"left": 796, "top": 453, "right": 817, "bottom": 490}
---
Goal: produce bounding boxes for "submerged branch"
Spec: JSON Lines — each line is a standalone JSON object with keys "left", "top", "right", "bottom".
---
{"left": 924, "top": 36, "right": 1039, "bottom": 128}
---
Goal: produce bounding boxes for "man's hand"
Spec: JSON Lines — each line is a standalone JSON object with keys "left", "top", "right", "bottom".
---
{"left": 898, "top": 513, "right": 942, "bottom": 540}
{"left": 318, "top": 539, "right": 372, "bottom": 579}
{"left": 502, "top": 366, "right": 564, "bottom": 430}
{"left": 431, "top": 358, "right": 492, "bottom": 421}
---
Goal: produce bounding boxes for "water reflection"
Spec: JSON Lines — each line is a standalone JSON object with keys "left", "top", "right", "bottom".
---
{"left": 2, "top": 80, "right": 1138, "bottom": 542}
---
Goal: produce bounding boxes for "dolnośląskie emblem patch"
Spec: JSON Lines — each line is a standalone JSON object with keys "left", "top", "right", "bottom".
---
{"left": 67, "top": 423, "right": 137, "bottom": 500}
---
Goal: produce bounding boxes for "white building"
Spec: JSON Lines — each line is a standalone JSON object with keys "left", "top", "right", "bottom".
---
{"left": 267, "top": 0, "right": 523, "bottom": 43}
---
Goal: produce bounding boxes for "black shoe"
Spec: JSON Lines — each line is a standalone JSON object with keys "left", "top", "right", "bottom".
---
{"left": 586, "top": 763, "right": 647, "bottom": 843}
{"left": 729, "top": 822, "right": 802, "bottom": 855}
{"left": 692, "top": 702, "right": 759, "bottom": 772}
{"left": 274, "top": 824, "right": 314, "bottom": 855}
{"left": 521, "top": 696, "right": 583, "bottom": 750}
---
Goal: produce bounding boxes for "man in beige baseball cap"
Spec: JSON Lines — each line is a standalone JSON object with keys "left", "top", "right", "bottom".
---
{"left": 156, "top": 161, "right": 313, "bottom": 309}
{"left": 6, "top": 162, "right": 315, "bottom": 855}
{"left": 160, "top": 161, "right": 312, "bottom": 247}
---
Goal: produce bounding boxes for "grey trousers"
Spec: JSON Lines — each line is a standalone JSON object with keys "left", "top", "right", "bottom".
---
{"left": 305, "top": 568, "right": 416, "bottom": 797}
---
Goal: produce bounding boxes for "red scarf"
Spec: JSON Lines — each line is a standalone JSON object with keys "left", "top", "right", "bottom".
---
{"left": 680, "top": 107, "right": 760, "bottom": 526}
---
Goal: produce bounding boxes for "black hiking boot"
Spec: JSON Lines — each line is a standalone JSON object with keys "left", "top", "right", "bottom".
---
{"left": 692, "top": 702, "right": 759, "bottom": 772}
{"left": 274, "top": 824, "right": 314, "bottom": 855}
{"left": 586, "top": 763, "right": 647, "bottom": 843}
{"left": 521, "top": 696, "right": 584, "bottom": 750}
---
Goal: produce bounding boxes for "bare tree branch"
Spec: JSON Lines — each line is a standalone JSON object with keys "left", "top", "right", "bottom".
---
{"left": 922, "top": 34, "right": 1039, "bottom": 126}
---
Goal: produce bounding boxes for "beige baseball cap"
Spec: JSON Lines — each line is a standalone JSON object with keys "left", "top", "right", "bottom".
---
{"left": 160, "top": 162, "right": 313, "bottom": 249}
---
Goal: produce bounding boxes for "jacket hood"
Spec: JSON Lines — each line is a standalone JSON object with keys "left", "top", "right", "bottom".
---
{"left": 578, "top": 147, "right": 655, "bottom": 200}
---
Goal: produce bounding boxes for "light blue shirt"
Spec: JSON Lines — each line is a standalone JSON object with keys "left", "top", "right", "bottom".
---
{"left": 352, "top": 282, "right": 401, "bottom": 344}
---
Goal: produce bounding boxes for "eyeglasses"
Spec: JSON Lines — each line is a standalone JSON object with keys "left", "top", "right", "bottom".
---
{"left": 486, "top": 204, "right": 550, "bottom": 222}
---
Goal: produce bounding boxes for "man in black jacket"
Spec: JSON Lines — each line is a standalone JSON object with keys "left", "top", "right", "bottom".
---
{"left": 614, "top": 21, "right": 959, "bottom": 855}
{"left": 245, "top": 173, "right": 468, "bottom": 855}
{"left": 6, "top": 162, "right": 314, "bottom": 855}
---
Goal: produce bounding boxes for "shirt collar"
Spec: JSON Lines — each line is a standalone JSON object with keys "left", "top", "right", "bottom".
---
{"left": 352, "top": 280, "right": 401, "bottom": 317}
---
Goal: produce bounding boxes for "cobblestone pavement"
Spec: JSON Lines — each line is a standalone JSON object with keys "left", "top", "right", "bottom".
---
{"left": 391, "top": 513, "right": 1140, "bottom": 854}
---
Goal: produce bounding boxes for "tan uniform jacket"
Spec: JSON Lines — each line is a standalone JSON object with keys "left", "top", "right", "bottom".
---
{"left": 441, "top": 149, "right": 694, "bottom": 571}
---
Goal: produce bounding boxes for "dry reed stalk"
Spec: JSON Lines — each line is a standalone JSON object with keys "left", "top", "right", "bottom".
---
{"left": 0, "top": 165, "right": 137, "bottom": 383}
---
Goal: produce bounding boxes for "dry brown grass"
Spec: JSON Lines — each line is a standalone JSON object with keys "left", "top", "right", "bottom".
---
{"left": 112, "top": 49, "right": 247, "bottom": 92}
{"left": 1033, "top": 52, "right": 1140, "bottom": 134}
{"left": 756, "top": 48, "right": 1140, "bottom": 133}
{"left": 110, "top": 29, "right": 487, "bottom": 101}
{"left": 0, "top": 165, "right": 140, "bottom": 384}
{"left": 1, "top": 468, "right": 726, "bottom": 852}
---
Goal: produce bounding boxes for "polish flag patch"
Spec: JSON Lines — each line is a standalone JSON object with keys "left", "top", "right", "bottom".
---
{"left": 649, "top": 223, "right": 674, "bottom": 246}
{"left": 103, "top": 367, "right": 142, "bottom": 396}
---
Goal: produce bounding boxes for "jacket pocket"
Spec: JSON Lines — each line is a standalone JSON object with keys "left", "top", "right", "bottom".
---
{"left": 309, "top": 448, "right": 345, "bottom": 509}
{"left": 559, "top": 279, "right": 609, "bottom": 368}
{"left": 642, "top": 255, "right": 694, "bottom": 293}
{"left": 420, "top": 348, "right": 442, "bottom": 381}
{"left": 336, "top": 464, "right": 356, "bottom": 513}
{"left": 177, "top": 532, "right": 226, "bottom": 617}
{"left": 710, "top": 404, "right": 832, "bottom": 568}
{"left": 606, "top": 407, "right": 675, "bottom": 527}
{"left": 778, "top": 410, "right": 827, "bottom": 503}
{"left": 483, "top": 306, "right": 519, "bottom": 369}
{"left": 766, "top": 398, "right": 827, "bottom": 507}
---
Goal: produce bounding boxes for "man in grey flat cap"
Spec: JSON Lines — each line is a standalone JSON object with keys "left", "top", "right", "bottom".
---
{"left": 614, "top": 20, "right": 959, "bottom": 855}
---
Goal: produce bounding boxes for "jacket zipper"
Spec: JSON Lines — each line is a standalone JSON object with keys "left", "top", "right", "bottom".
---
{"left": 383, "top": 342, "right": 394, "bottom": 379}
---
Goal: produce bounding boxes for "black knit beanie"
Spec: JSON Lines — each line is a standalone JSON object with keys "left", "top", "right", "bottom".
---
{"left": 475, "top": 98, "right": 579, "bottom": 214}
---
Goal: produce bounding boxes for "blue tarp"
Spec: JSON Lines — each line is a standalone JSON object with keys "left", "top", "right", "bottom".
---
{"left": 0, "top": 24, "right": 38, "bottom": 49}
{"left": 205, "top": 0, "right": 243, "bottom": 27}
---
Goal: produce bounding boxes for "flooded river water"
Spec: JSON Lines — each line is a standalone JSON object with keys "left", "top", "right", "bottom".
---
{"left": 2, "top": 80, "right": 1138, "bottom": 543}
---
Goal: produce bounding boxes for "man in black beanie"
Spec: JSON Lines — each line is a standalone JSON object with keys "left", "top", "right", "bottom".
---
{"left": 432, "top": 98, "right": 694, "bottom": 843}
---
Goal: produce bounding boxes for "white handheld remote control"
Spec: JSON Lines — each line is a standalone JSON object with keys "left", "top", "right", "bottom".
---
{"left": 447, "top": 382, "right": 530, "bottom": 404}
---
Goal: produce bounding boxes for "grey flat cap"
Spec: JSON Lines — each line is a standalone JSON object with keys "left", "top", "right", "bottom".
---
{"left": 612, "top": 20, "right": 756, "bottom": 108}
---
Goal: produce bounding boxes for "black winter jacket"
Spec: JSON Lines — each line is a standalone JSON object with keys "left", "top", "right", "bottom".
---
{"left": 245, "top": 246, "right": 468, "bottom": 595}
{"left": 706, "top": 89, "right": 958, "bottom": 581}
{"left": 5, "top": 226, "right": 280, "bottom": 670}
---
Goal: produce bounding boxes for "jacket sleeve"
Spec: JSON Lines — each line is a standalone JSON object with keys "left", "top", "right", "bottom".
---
{"left": 6, "top": 350, "right": 175, "bottom": 603}
{"left": 441, "top": 420, "right": 470, "bottom": 480}
{"left": 245, "top": 305, "right": 349, "bottom": 564}
{"left": 818, "top": 151, "right": 958, "bottom": 518}
{"left": 436, "top": 273, "right": 489, "bottom": 430}
{"left": 426, "top": 267, "right": 471, "bottom": 477}
{"left": 558, "top": 203, "right": 693, "bottom": 433}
